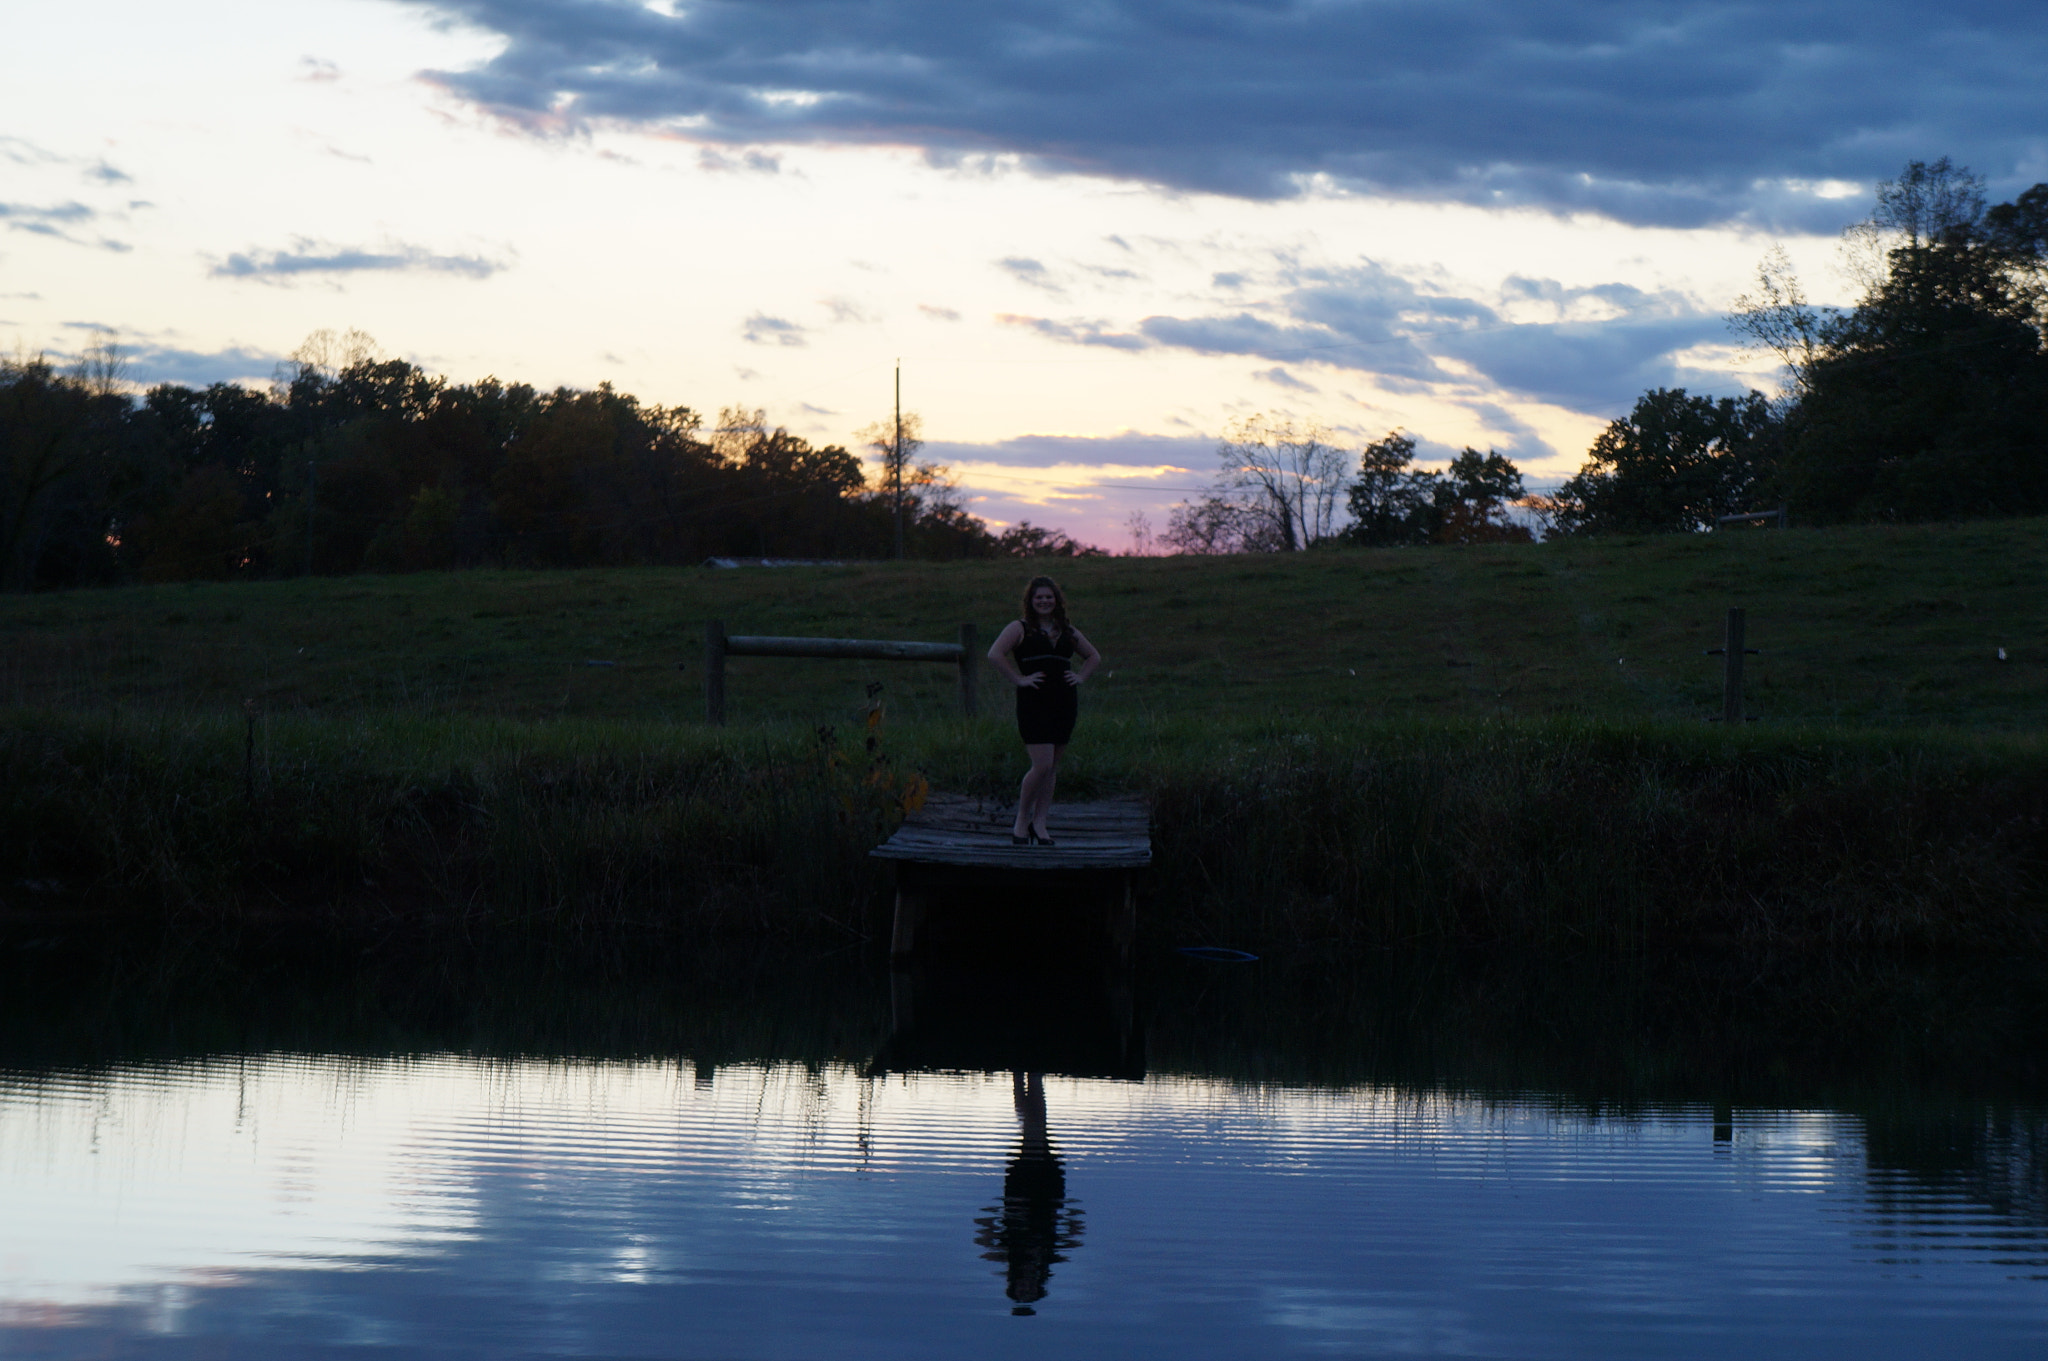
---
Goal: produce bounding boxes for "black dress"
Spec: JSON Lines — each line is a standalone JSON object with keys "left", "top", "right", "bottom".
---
{"left": 1010, "top": 621, "right": 1078, "bottom": 745}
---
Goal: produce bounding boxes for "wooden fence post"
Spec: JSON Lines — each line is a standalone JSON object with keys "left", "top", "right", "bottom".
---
{"left": 705, "top": 619, "right": 726, "bottom": 725}
{"left": 1722, "top": 607, "right": 1745, "bottom": 724}
{"left": 957, "top": 622, "right": 978, "bottom": 717}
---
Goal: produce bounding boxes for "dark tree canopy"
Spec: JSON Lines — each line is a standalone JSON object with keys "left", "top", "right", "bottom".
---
{"left": 0, "top": 341, "right": 1043, "bottom": 589}
{"left": 1550, "top": 389, "right": 1778, "bottom": 536}
{"left": 1733, "top": 159, "right": 2048, "bottom": 526}
{"left": 1341, "top": 434, "right": 1531, "bottom": 546}
{"left": 995, "top": 521, "right": 1107, "bottom": 558}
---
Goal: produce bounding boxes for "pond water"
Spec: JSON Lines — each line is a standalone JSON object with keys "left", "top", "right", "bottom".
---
{"left": 3, "top": 943, "right": 2046, "bottom": 1358}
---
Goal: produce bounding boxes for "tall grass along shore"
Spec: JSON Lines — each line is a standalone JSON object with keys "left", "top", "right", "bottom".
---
{"left": 3, "top": 707, "right": 2041, "bottom": 954}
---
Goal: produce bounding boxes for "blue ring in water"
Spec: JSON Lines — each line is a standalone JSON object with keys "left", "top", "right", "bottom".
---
{"left": 1177, "top": 946, "right": 1260, "bottom": 963}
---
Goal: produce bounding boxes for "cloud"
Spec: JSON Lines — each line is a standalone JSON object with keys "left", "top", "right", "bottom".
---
{"left": 1434, "top": 313, "right": 1731, "bottom": 412}
{"left": 918, "top": 304, "right": 960, "bottom": 322}
{"left": 924, "top": 430, "right": 1213, "bottom": 472}
{"left": 997, "top": 256, "right": 1059, "bottom": 291}
{"left": 1457, "top": 402, "right": 1558, "bottom": 463}
{"left": 1013, "top": 260, "right": 1747, "bottom": 414}
{"left": 697, "top": 147, "right": 780, "bottom": 173}
{"left": 0, "top": 137, "right": 135, "bottom": 195}
{"left": 922, "top": 430, "right": 1223, "bottom": 545}
{"left": 0, "top": 201, "right": 94, "bottom": 229}
{"left": 36, "top": 336, "right": 285, "bottom": 388}
{"left": 399, "top": 0, "right": 2048, "bottom": 227}
{"left": 1255, "top": 366, "right": 1318, "bottom": 393}
{"left": 741, "top": 312, "right": 807, "bottom": 346}
{"left": 0, "top": 200, "right": 128, "bottom": 251}
{"left": 998, "top": 313, "right": 1148, "bottom": 350}
{"left": 209, "top": 239, "right": 506, "bottom": 280}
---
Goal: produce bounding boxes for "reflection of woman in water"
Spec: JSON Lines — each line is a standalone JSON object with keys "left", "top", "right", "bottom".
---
{"left": 973, "top": 1071, "right": 1084, "bottom": 1315}
{"left": 988, "top": 577, "right": 1102, "bottom": 846}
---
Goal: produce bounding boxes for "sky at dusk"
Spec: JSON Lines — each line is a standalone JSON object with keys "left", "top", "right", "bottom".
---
{"left": 6, "top": 0, "right": 2046, "bottom": 547}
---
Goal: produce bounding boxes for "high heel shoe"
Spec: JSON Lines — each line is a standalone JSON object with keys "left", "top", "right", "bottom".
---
{"left": 1011, "top": 832, "right": 1030, "bottom": 846}
{"left": 1031, "top": 829, "right": 1055, "bottom": 846}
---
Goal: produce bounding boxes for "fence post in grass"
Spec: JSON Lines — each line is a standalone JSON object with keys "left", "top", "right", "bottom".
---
{"left": 243, "top": 698, "right": 257, "bottom": 807}
{"left": 1722, "top": 607, "right": 1745, "bottom": 724}
{"left": 705, "top": 619, "right": 727, "bottom": 726}
{"left": 957, "top": 622, "right": 978, "bottom": 717}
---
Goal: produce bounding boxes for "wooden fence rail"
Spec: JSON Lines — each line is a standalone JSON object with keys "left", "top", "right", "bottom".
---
{"left": 703, "top": 620, "right": 978, "bottom": 724}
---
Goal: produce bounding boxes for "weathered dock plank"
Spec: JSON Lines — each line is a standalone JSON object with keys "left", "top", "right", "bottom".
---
{"left": 872, "top": 793, "right": 1150, "bottom": 958}
{"left": 870, "top": 793, "right": 1151, "bottom": 870}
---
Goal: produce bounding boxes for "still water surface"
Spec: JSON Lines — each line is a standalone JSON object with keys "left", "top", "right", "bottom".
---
{"left": 6, "top": 1035, "right": 2048, "bottom": 1358}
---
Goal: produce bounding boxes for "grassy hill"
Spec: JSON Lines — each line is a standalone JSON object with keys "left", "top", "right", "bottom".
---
{"left": 4, "top": 519, "right": 2042, "bottom": 950}
{"left": 2, "top": 516, "right": 2043, "bottom": 730}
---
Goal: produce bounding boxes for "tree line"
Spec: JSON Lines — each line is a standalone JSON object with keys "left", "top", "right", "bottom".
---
{"left": 0, "top": 332, "right": 1105, "bottom": 589}
{"left": 1163, "top": 159, "right": 2048, "bottom": 549}
{"left": 8, "top": 160, "right": 2041, "bottom": 587}
{"left": 1550, "top": 159, "right": 2048, "bottom": 534}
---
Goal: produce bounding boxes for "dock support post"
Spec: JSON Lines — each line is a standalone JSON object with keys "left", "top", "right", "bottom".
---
{"left": 1722, "top": 607, "right": 1744, "bottom": 724}
{"left": 957, "top": 622, "right": 978, "bottom": 717}
{"left": 890, "top": 886, "right": 925, "bottom": 958}
{"left": 1109, "top": 874, "right": 1137, "bottom": 965}
{"left": 705, "top": 619, "right": 726, "bottom": 725}
{"left": 889, "top": 967, "right": 916, "bottom": 1032}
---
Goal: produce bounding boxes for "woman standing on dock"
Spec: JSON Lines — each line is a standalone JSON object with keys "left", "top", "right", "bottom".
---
{"left": 989, "top": 576, "right": 1101, "bottom": 846}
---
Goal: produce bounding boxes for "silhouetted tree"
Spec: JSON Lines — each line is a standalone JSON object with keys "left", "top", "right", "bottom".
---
{"left": 0, "top": 331, "right": 1010, "bottom": 586}
{"left": 995, "top": 521, "right": 1106, "bottom": 557}
{"left": 0, "top": 353, "right": 131, "bottom": 589}
{"left": 1549, "top": 389, "right": 1778, "bottom": 535}
{"left": 1733, "top": 158, "right": 2048, "bottom": 523}
{"left": 1340, "top": 436, "right": 1531, "bottom": 545}
{"left": 1343, "top": 431, "right": 1432, "bottom": 546}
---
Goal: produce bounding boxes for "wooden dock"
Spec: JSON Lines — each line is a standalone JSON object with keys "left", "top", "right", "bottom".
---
{"left": 870, "top": 794, "right": 1151, "bottom": 957}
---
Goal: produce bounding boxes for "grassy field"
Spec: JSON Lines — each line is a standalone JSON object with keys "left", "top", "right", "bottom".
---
{"left": 3, "top": 519, "right": 2044, "bottom": 951}
{"left": 1, "top": 516, "right": 2044, "bottom": 729}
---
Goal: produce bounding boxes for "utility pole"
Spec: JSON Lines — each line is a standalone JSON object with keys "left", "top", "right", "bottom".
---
{"left": 893, "top": 361, "right": 905, "bottom": 559}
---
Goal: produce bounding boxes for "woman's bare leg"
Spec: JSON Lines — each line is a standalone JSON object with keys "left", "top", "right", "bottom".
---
{"left": 1014, "top": 743, "right": 1059, "bottom": 838}
{"left": 1030, "top": 744, "right": 1065, "bottom": 839}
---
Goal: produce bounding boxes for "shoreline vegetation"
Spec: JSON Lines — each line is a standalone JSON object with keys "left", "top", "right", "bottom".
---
{"left": 3, "top": 707, "right": 2041, "bottom": 955}
{"left": 3, "top": 521, "right": 2044, "bottom": 957}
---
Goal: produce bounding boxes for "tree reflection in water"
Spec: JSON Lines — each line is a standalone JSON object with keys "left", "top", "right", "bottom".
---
{"left": 973, "top": 1071, "right": 1085, "bottom": 1314}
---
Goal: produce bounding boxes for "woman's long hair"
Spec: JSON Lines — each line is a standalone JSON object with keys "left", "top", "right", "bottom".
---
{"left": 1019, "top": 575, "right": 1070, "bottom": 638}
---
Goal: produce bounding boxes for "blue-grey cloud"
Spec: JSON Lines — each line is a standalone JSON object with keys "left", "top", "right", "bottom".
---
{"left": 1019, "top": 262, "right": 1747, "bottom": 413}
{"left": 0, "top": 201, "right": 93, "bottom": 229}
{"left": 1458, "top": 402, "right": 1558, "bottom": 463}
{"left": 1254, "top": 366, "right": 1319, "bottom": 394}
{"left": 210, "top": 239, "right": 505, "bottom": 280}
{"left": 38, "top": 336, "right": 284, "bottom": 388}
{"left": 997, "top": 256, "right": 1058, "bottom": 291}
{"left": 1434, "top": 314, "right": 1731, "bottom": 412}
{"left": 697, "top": 146, "right": 780, "bottom": 173}
{"left": 1137, "top": 307, "right": 1452, "bottom": 385}
{"left": 741, "top": 312, "right": 807, "bottom": 346}
{"left": 924, "top": 430, "right": 1212, "bottom": 472}
{"left": 399, "top": 0, "right": 2048, "bottom": 227}
{"left": 0, "top": 200, "right": 129, "bottom": 251}
{"left": 998, "top": 313, "right": 1147, "bottom": 350}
